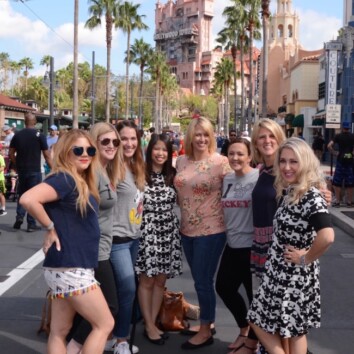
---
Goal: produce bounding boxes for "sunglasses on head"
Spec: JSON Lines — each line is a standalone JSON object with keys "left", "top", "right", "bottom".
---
{"left": 98, "top": 138, "right": 120, "bottom": 147}
{"left": 71, "top": 146, "right": 96, "bottom": 157}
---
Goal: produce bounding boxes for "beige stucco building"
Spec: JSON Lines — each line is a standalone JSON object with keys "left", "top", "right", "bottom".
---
{"left": 260, "top": 0, "right": 323, "bottom": 116}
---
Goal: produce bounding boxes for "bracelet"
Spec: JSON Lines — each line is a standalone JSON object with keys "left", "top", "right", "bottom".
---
{"left": 300, "top": 254, "right": 307, "bottom": 268}
{"left": 46, "top": 221, "right": 54, "bottom": 231}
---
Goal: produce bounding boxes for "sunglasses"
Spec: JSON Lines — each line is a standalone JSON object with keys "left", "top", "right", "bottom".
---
{"left": 71, "top": 146, "right": 96, "bottom": 157}
{"left": 98, "top": 138, "right": 120, "bottom": 147}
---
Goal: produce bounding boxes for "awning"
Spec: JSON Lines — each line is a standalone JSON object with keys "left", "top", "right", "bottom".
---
{"left": 312, "top": 118, "right": 325, "bottom": 126}
{"left": 292, "top": 114, "right": 304, "bottom": 127}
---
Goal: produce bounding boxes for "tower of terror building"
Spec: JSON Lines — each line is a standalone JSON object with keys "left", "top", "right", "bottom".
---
{"left": 154, "top": 0, "right": 222, "bottom": 96}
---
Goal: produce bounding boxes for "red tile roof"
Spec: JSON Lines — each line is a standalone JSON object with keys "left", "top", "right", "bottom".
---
{"left": 0, "top": 94, "right": 36, "bottom": 111}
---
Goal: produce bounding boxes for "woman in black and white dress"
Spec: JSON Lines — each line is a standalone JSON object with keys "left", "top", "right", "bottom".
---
{"left": 135, "top": 133, "right": 182, "bottom": 345}
{"left": 248, "top": 138, "right": 335, "bottom": 354}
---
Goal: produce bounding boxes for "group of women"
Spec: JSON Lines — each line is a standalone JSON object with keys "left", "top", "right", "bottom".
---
{"left": 19, "top": 116, "right": 334, "bottom": 354}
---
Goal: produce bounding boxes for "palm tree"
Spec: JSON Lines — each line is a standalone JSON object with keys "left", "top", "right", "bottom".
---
{"left": 19, "top": 57, "right": 34, "bottom": 94}
{"left": 116, "top": 1, "right": 148, "bottom": 120}
{"left": 147, "top": 51, "right": 168, "bottom": 132}
{"left": 40, "top": 55, "right": 51, "bottom": 73}
{"left": 214, "top": 58, "right": 234, "bottom": 136}
{"left": 261, "top": 0, "right": 271, "bottom": 118}
{"left": 128, "top": 38, "right": 153, "bottom": 128}
{"left": 242, "top": 0, "right": 262, "bottom": 131}
{"left": 0, "top": 52, "right": 10, "bottom": 92}
{"left": 217, "top": 1, "right": 245, "bottom": 132}
{"left": 9, "top": 60, "right": 21, "bottom": 95}
{"left": 73, "top": 0, "right": 79, "bottom": 128}
{"left": 86, "top": 0, "right": 120, "bottom": 122}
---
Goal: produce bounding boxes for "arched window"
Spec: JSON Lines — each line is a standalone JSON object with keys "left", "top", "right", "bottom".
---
{"left": 288, "top": 25, "right": 293, "bottom": 38}
{"left": 278, "top": 25, "right": 284, "bottom": 38}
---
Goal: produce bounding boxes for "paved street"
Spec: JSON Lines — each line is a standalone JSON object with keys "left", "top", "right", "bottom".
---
{"left": 0, "top": 201, "right": 354, "bottom": 354}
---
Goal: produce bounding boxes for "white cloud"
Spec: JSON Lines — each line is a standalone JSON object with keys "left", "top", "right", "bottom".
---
{"left": 298, "top": 10, "right": 341, "bottom": 50}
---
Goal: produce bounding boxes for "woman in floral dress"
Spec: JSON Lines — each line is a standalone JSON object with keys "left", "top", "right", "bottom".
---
{"left": 174, "top": 117, "right": 231, "bottom": 350}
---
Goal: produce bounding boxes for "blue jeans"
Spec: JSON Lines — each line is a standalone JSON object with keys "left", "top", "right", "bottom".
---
{"left": 110, "top": 239, "right": 139, "bottom": 339}
{"left": 16, "top": 171, "right": 42, "bottom": 226}
{"left": 181, "top": 232, "right": 226, "bottom": 324}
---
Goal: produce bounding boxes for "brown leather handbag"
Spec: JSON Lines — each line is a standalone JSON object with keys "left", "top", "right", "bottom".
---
{"left": 157, "top": 289, "right": 200, "bottom": 331}
{"left": 157, "top": 290, "right": 186, "bottom": 331}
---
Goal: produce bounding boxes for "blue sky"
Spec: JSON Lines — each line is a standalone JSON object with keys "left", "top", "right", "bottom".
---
{"left": 0, "top": 0, "right": 342, "bottom": 78}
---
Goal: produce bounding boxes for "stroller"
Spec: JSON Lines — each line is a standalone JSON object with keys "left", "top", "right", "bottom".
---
{"left": 4, "top": 157, "right": 18, "bottom": 202}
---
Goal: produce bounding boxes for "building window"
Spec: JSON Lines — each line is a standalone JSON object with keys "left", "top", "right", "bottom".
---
{"left": 288, "top": 25, "right": 293, "bottom": 38}
{"left": 318, "top": 82, "right": 325, "bottom": 99}
{"left": 278, "top": 25, "right": 284, "bottom": 38}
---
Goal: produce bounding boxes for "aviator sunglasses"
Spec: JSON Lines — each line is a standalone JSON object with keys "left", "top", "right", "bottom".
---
{"left": 71, "top": 146, "right": 96, "bottom": 157}
{"left": 98, "top": 138, "right": 120, "bottom": 147}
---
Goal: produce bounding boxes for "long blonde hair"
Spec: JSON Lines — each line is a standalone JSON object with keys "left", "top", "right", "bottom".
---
{"left": 274, "top": 137, "right": 325, "bottom": 204}
{"left": 251, "top": 118, "right": 286, "bottom": 164}
{"left": 184, "top": 117, "right": 216, "bottom": 157}
{"left": 90, "top": 122, "right": 125, "bottom": 186}
{"left": 50, "top": 129, "right": 100, "bottom": 215}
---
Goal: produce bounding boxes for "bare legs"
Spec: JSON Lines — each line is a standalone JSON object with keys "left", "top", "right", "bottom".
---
{"left": 50, "top": 287, "right": 114, "bottom": 354}
{"left": 138, "top": 273, "right": 167, "bottom": 339}
{"left": 250, "top": 323, "right": 307, "bottom": 354}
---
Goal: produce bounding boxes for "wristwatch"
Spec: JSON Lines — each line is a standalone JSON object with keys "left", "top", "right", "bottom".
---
{"left": 46, "top": 221, "right": 55, "bottom": 231}
{"left": 300, "top": 255, "right": 307, "bottom": 268}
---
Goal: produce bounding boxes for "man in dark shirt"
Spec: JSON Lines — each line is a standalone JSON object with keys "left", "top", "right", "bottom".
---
{"left": 220, "top": 130, "right": 237, "bottom": 156}
{"left": 9, "top": 113, "right": 52, "bottom": 231}
{"left": 327, "top": 121, "right": 354, "bottom": 207}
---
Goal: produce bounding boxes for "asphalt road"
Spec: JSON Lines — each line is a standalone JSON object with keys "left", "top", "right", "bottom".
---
{"left": 0, "top": 202, "right": 353, "bottom": 354}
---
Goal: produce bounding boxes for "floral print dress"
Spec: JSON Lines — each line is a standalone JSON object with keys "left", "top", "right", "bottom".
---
{"left": 174, "top": 153, "right": 231, "bottom": 237}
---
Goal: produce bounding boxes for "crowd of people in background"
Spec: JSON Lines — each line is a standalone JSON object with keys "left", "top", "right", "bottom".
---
{"left": 0, "top": 113, "right": 345, "bottom": 354}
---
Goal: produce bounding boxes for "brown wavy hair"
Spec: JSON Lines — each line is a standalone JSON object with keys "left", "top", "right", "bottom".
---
{"left": 116, "top": 120, "right": 145, "bottom": 191}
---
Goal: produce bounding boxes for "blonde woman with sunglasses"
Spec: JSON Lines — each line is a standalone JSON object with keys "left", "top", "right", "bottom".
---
{"left": 20, "top": 129, "right": 114, "bottom": 354}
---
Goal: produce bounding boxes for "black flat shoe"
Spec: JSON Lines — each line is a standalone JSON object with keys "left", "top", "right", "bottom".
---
{"left": 180, "top": 327, "right": 216, "bottom": 336}
{"left": 181, "top": 336, "right": 214, "bottom": 350}
{"left": 160, "top": 332, "right": 169, "bottom": 339}
{"left": 143, "top": 330, "right": 165, "bottom": 345}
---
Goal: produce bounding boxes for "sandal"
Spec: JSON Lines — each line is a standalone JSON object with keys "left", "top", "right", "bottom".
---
{"left": 228, "top": 334, "right": 247, "bottom": 350}
{"left": 232, "top": 343, "right": 258, "bottom": 354}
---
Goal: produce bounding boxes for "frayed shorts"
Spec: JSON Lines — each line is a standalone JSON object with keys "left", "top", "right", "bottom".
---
{"left": 44, "top": 267, "right": 99, "bottom": 299}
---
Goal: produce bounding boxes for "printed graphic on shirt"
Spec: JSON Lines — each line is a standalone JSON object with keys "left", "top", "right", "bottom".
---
{"left": 129, "top": 189, "right": 144, "bottom": 225}
{"left": 222, "top": 181, "right": 255, "bottom": 208}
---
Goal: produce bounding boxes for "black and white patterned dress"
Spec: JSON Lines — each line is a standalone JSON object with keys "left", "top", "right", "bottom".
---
{"left": 248, "top": 187, "right": 330, "bottom": 338}
{"left": 135, "top": 172, "right": 182, "bottom": 278}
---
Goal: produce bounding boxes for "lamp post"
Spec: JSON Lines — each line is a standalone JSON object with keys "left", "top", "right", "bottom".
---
{"left": 43, "top": 56, "right": 56, "bottom": 128}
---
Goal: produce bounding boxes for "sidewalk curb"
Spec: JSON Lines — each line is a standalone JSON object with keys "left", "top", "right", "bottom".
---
{"left": 330, "top": 207, "right": 354, "bottom": 238}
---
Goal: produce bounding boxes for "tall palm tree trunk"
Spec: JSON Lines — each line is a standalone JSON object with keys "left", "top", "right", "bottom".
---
{"left": 240, "top": 39, "right": 245, "bottom": 131}
{"left": 139, "top": 66, "right": 144, "bottom": 128}
{"left": 73, "top": 0, "right": 79, "bottom": 129}
{"left": 125, "top": 32, "right": 131, "bottom": 119}
{"left": 261, "top": 0, "right": 270, "bottom": 119}
{"left": 231, "top": 44, "right": 238, "bottom": 132}
{"left": 248, "top": 29, "right": 254, "bottom": 133}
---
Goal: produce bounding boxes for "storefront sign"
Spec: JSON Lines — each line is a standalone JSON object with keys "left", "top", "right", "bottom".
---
{"left": 326, "top": 104, "right": 341, "bottom": 129}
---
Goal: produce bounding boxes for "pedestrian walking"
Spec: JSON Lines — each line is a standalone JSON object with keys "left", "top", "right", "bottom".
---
{"left": 327, "top": 121, "right": 354, "bottom": 207}
{"left": 9, "top": 112, "right": 52, "bottom": 232}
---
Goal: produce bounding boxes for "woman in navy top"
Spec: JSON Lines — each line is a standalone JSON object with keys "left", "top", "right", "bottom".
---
{"left": 20, "top": 129, "right": 114, "bottom": 354}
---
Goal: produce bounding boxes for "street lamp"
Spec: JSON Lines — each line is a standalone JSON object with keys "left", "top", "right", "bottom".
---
{"left": 42, "top": 57, "right": 58, "bottom": 127}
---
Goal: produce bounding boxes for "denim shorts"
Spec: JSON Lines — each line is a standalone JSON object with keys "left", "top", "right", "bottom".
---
{"left": 44, "top": 268, "right": 98, "bottom": 299}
